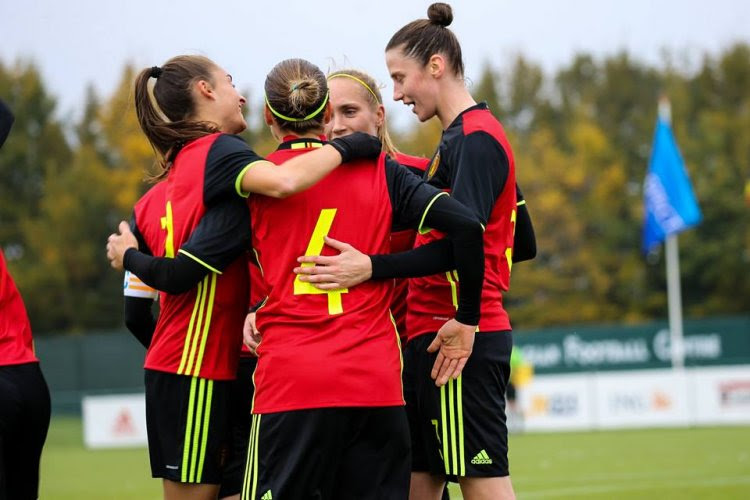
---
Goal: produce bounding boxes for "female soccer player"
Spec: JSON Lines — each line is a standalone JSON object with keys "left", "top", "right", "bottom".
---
{"left": 296, "top": 4, "right": 522, "bottom": 499}
{"left": 240, "top": 57, "right": 486, "bottom": 500}
{"left": 105, "top": 54, "right": 380, "bottom": 500}
{"left": 323, "top": 69, "right": 536, "bottom": 342}
{"left": 327, "top": 69, "right": 429, "bottom": 339}
{"left": 0, "top": 99, "right": 51, "bottom": 500}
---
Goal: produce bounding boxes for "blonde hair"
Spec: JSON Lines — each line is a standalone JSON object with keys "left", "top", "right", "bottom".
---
{"left": 328, "top": 69, "right": 400, "bottom": 156}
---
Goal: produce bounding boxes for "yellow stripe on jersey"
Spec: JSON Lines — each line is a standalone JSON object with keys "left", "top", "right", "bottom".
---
{"left": 290, "top": 141, "right": 324, "bottom": 149}
{"left": 178, "top": 273, "right": 217, "bottom": 377}
{"left": 178, "top": 280, "right": 204, "bottom": 374}
{"left": 417, "top": 191, "right": 449, "bottom": 235}
{"left": 178, "top": 249, "right": 223, "bottom": 275}
{"left": 183, "top": 276, "right": 210, "bottom": 376}
{"left": 193, "top": 273, "right": 217, "bottom": 376}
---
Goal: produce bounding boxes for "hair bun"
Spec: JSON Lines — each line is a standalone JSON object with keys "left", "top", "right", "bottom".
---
{"left": 427, "top": 2, "right": 453, "bottom": 27}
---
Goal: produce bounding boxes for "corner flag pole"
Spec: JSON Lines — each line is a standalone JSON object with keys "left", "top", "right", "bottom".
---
{"left": 659, "top": 98, "right": 685, "bottom": 370}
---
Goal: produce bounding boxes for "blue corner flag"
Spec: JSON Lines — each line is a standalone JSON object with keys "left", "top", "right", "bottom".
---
{"left": 642, "top": 116, "right": 702, "bottom": 253}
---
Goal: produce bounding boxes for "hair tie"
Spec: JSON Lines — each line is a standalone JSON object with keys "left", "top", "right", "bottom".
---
{"left": 327, "top": 74, "right": 380, "bottom": 103}
{"left": 265, "top": 92, "right": 330, "bottom": 122}
{"left": 290, "top": 83, "right": 300, "bottom": 91}
{"left": 150, "top": 66, "right": 163, "bottom": 79}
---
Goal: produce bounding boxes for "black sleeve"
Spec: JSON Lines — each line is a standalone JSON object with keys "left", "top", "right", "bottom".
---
{"left": 203, "top": 134, "right": 264, "bottom": 206}
{"left": 513, "top": 184, "right": 537, "bottom": 263}
{"left": 123, "top": 297, "right": 156, "bottom": 348}
{"left": 179, "top": 197, "right": 251, "bottom": 272}
{"left": 0, "top": 99, "right": 14, "bottom": 150}
{"left": 123, "top": 199, "right": 251, "bottom": 294}
{"left": 130, "top": 211, "right": 153, "bottom": 257}
{"left": 123, "top": 248, "right": 208, "bottom": 295}
{"left": 385, "top": 158, "right": 434, "bottom": 232}
{"left": 450, "top": 132, "right": 509, "bottom": 225}
{"left": 380, "top": 161, "right": 485, "bottom": 325}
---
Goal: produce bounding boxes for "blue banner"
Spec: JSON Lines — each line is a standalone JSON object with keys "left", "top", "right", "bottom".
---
{"left": 642, "top": 116, "right": 702, "bottom": 252}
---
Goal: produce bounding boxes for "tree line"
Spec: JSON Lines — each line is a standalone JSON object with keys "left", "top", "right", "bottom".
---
{"left": 1, "top": 45, "right": 748, "bottom": 334}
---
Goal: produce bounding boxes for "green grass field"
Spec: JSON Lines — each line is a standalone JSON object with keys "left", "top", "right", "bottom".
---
{"left": 41, "top": 417, "right": 750, "bottom": 499}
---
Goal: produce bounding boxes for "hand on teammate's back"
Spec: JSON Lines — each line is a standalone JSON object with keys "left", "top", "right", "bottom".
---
{"left": 329, "top": 132, "right": 381, "bottom": 163}
{"left": 427, "top": 319, "right": 476, "bottom": 387}
{"left": 293, "top": 236, "right": 372, "bottom": 289}
{"left": 106, "top": 221, "right": 138, "bottom": 270}
{"left": 243, "top": 312, "right": 261, "bottom": 356}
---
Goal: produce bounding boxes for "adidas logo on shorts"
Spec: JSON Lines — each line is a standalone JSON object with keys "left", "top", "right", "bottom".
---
{"left": 261, "top": 490, "right": 273, "bottom": 500}
{"left": 470, "top": 449, "right": 493, "bottom": 465}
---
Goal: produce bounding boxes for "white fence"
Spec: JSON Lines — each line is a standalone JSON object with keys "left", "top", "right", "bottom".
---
{"left": 81, "top": 366, "right": 750, "bottom": 448}
{"left": 520, "top": 365, "right": 750, "bottom": 432}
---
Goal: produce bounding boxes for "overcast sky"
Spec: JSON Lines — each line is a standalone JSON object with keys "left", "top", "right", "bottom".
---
{"left": 2, "top": 0, "right": 749, "bottom": 130}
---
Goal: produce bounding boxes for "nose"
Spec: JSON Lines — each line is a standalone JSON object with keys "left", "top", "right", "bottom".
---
{"left": 392, "top": 87, "right": 403, "bottom": 102}
{"left": 239, "top": 95, "right": 247, "bottom": 106}
{"left": 330, "top": 115, "right": 347, "bottom": 137}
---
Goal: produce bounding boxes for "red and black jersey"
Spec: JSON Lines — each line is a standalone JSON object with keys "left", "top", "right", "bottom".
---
{"left": 407, "top": 103, "right": 517, "bottom": 340}
{"left": 144, "top": 133, "right": 261, "bottom": 380}
{"left": 124, "top": 182, "right": 168, "bottom": 300}
{"left": 249, "top": 137, "right": 443, "bottom": 414}
{"left": 389, "top": 152, "right": 429, "bottom": 341}
{"left": 0, "top": 249, "right": 37, "bottom": 366}
{"left": 132, "top": 181, "right": 168, "bottom": 258}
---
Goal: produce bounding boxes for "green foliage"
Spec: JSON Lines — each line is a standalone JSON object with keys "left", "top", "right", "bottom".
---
{"left": 1, "top": 44, "right": 748, "bottom": 333}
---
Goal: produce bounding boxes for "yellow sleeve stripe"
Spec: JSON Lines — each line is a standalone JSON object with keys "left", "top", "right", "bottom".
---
{"left": 418, "top": 191, "right": 449, "bottom": 235}
{"left": 178, "top": 249, "right": 223, "bottom": 275}
{"left": 517, "top": 200, "right": 526, "bottom": 206}
{"left": 234, "top": 160, "right": 267, "bottom": 198}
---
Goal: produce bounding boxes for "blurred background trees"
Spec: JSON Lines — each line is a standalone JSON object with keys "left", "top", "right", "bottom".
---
{"left": 1, "top": 45, "right": 748, "bottom": 334}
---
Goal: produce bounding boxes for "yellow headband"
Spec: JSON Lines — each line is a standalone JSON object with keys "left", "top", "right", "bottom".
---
{"left": 264, "top": 92, "right": 330, "bottom": 123}
{"left": 328, "top": 73, "right": 380, "bottom": 104}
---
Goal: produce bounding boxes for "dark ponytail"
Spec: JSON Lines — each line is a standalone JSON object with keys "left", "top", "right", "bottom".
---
{"left": 385, "top": 2, "right": 464, "bottom": 77}
{"left": 134, "top": 55, "right": 220, "bottom": 182}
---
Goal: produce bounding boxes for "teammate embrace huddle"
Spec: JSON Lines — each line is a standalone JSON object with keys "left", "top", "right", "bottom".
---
{"left": 105, "top": 3, "right": 534, "bottom": 500}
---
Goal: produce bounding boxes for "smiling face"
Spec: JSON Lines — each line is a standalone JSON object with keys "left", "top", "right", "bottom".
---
{"left": 386, "top": 46, "right": 439, "bottom": 122}
{"left": 209, "top": 65, "right": 247, "bottom": 134}
{"left": 326, "top": 77, "right": 383, "bottom": 140}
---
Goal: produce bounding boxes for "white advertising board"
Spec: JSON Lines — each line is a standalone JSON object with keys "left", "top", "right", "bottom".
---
{"left": 82, "top": 394, "right": 148, "bottom": 448}
{"left": 593, "top": 370, "right": 690, "bottom": 429}
{"left": 522, "top": 374, "right": 594, "bottom": 432}
{"left": 689, "top": 366, "right": 750, "bottom": 425}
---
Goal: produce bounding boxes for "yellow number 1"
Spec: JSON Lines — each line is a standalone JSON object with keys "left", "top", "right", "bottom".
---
{"left": 293, "top": 209, "right": 348, "bottom": 315}
{"left": 161, "top": 201, "right": 175, "bottom": 258}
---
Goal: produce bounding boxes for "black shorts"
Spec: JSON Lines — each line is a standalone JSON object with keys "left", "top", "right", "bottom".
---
{"left": 241, "top": 406, "right": 410, "bottom": 500}
{"left": 404, "top": 330, "right": 512, "bottom": 478}
{"left": 0, "top": 362, "right": 51, "bottom": 500}
{"left": 145, "top": 369, "right": 231, "bottom": 484}
{"left": 218, "top": 356, "right": 257, "bottom": 498}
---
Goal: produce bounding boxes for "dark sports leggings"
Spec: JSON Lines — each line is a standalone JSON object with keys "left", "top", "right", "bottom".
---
{"left": 0, "top": 362, "right": 51, "bottom": 500}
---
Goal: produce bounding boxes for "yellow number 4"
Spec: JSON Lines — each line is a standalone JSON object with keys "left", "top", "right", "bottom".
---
{"left": 293, "top": 209, "right": 348, "bottom": 315}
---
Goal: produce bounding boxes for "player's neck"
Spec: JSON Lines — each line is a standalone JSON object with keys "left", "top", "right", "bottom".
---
{"left": 436, "top": 83, "right": 476, "bottom": 130}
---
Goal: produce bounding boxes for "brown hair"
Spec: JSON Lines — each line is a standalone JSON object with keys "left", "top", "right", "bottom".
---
{"left": 328, "top": 69, "right": 400, "bottom": 156}
{"left": 134, "top": 55, "right": 220, "bottom": 181}
{"left": 264, "top": 59, "right": 329, "bottom": 135}
{"left": 385, "top": 2, "right": 464, "bottom": 77}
